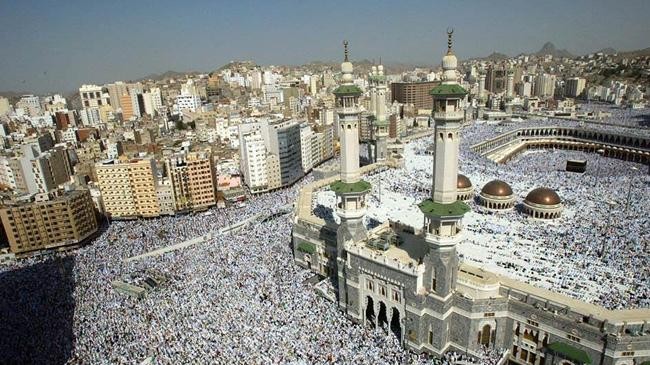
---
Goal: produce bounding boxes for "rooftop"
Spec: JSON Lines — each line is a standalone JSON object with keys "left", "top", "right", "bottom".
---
{"left": 418, "top": 199, "right": 470, "bottom": 218}
{"left": 330, "top": 180, "right": 371, "bottom": 194}
{"left": 429, "top": 83, "right": 467, "bottom": 97}
{"left": 332, "top": 84, "right": 363, "bottom": 96}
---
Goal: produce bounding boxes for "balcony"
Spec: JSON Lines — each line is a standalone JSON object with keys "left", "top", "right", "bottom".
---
{"left": 433, "top": 111, "right": 464, "bottom": 121}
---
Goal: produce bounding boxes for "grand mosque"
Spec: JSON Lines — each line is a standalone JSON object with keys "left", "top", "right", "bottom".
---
{"left": 291, "top": 33, "right": 650, "bottom": 365}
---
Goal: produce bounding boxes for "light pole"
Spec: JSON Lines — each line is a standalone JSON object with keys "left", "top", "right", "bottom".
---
{"left": 594, "top": 148, "right": 605, "bottom": 187}
{"left": 624, "top": 167, "right": 639, "bottom": 215}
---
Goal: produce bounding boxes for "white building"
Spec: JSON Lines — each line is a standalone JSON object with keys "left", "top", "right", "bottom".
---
{"left": 175, "top": 93, "right": 202, "bottom": 113}
{"left": 299, "top": 123, "right": 314, "bottom": 173}
{"left": 0, "top": 96, "right": 11, "bottom": 115}
{"left": 16, "top": 95, "right": 42, "bottom": 116}
{"left": 79, "top": 85, "right": 110, "bottom": 108}
{"left": 150, "top": 87, "right": 163, "bottom": 112}
{"left": 533, "top": 74, "right": 556, "bottom": 98}
{"left": 239, "top": 126, "right": 269, "bottom": 193}
{"left": 142, "top": 92, "right": 155, "bottom": 116}
{"left": 79, "top": 107, "right": 102, "bottom": 126}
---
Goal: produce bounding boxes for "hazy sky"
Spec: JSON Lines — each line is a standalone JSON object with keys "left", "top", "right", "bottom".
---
{"left": 0, "top": 0, "right": 648, "bottom": 94}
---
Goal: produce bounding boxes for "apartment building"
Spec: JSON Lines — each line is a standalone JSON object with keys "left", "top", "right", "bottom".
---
{"left": 95, "top": 158, "right": 160, "bottom": 219}
{"left": 165, "top": 152, "right": 217, "bottom": 212}
{"left": 0, "top": 189, "right": 98, "bottom": 254}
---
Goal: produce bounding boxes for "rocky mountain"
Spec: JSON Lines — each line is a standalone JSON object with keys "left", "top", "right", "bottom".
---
{"left": 136, "top": 70, "right": 201, "bottom": 82}
{"left": 535, "top": 42, "right": 574, "bottom": 59}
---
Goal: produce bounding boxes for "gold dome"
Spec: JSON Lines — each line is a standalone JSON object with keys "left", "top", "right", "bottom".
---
{"left": 457, "top": 174, "right": 472, "bottom": 189}
{"left": 525, "top": 187, "right": 561, "bottom": 205}
{"left": 481, "top": 180, "right": 513, "bottom": 197}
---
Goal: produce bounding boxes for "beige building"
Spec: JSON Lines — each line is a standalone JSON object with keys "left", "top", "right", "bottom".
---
{"left": 0, "top": 189, "right": 98, "bottom": 254}
{"left": 95, "top": 158, "right": 160, "bottom": 219}
{"left": 165, "top": 152, "right": 217, "bottom": 212}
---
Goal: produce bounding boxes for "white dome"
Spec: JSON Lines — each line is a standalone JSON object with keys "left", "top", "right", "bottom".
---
{"left": 371, "top": 65, "right": 377, "bottom": 75}
{"left": 377, "top": 64, "right": 384, "bottom": 75}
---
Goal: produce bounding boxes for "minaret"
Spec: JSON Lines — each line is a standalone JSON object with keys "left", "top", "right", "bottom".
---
{"left": 374, "top": 63, "right": 389, "bottom": 162}
{"left": 419, "top": 30, "right": 470, "bottom": 298}
{"left": 506, "top": 67, "right": 514, "bottom": 99}
{"left": 478, "top": 67, "right": 486, "bottom": 103}
{"left": 367, "top": 65, "right": 378, "bottom": 163}
{"left": 369, "top": 65, "right": 378, "bottom": 117}
{"left": 332, "top": 41, "right": 370, "bottom": 310}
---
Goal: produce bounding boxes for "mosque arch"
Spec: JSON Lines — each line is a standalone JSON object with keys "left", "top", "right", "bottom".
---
{"left": 365, "top": 296, "right": 375, "bottom": 328}
{"left": 390, "top": 307, "right": 402, "bottom": 341}
{"left": 378, "top": 301, "right": 388, "bottom": 328}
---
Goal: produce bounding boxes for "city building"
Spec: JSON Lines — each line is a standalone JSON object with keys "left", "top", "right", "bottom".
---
{"left": 120, "top": 94, "right": 135, "bottom": 120}
{"left": 0, "top": 188, "right": 98, "bottom": 254}
{"left": 105, "top": 82, "right": 129, "bottom": 110}
{"left": 534, "top": 73, "right": 556, "bottom": 98}
{"left": 79, "top": 84, "right": 110, "bottom": 108}
{"left": 391, "top": 81, "right": 440, "bottom": 110}
{"left": 565, "top": 77, "right": 586, "bottom": 98}
{"left": 95, "top": 158, "right": 160, "bottom": 219}
{"left": 165, "top": 151, "right": 217, "bottom": 212}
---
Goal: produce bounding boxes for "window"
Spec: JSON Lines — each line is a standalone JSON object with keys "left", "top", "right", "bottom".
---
{"left": 392, "top": 291, "right": 400, "bottom": 302}
{"left": 366, "top": 280, "right": 374, "bottom": 291}
{"left": 428, "top": 331, "right": 433, "bottom": 344}
{"left": 567, "top": 334, "right": 581, "bottom": 343}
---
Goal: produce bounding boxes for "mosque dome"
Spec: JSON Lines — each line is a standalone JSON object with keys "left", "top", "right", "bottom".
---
{"left": 457, "top": 174, "right": 472, "bottom": 189}
{"left": 481, "top": 180, "right": 513, "bottom": 197}
{"left": 525, "top": 188, "right": 561, "bottom": 206}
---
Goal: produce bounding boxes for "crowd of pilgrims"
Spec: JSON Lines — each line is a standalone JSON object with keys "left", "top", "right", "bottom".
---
{"left": 360, "top": 116, "right": 648, "bottom": 310}
{"left": 0, "top": 172, "right": 506, "bottom": 364}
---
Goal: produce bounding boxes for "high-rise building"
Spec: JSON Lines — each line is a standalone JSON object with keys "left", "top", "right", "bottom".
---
{"left": 120, "top": 94, "right": 134, "bottom": 120}
{"left": 565, "top": 77, "right": 586, "bottom": 98}
{"left": 165, "top": 152, "right": 217, "bottom": 212}
{"left": 534, "top": 73, "right": 556, "bottom": 98}
{"left": 150, "top": 87, "right": 163, "bottom": 112}
{"left": 30, "top": 147, "right": 73, "bottom": 193}
{"left": 268, "top": 120, "right": 302, "bottom": 186}
{"left": 239, "top": 126, "right": 269, "bottom": 193}
{"left": 0, "top": 189, "right": 98, "bottom": 254}
{"left": 79, "top": 85, "right": 110, "bottom": 108}
{"left": 95, "top": 158, "right": 160, "bottom": 218}
{"left": 391, "top": 81, "right": 440, "bottom": 110}
{"left": 105, "top": 82, "right": 129, "bottom": 110}
{"left": 485, "top": 64, "right": 507, "bottom": 94}
{"left": 0, "top": 96, "right": 10, "bottom": 115}
{"left": 175, "top": 93, "right": 202, "bottom": 113}
{"left": 16, "top": 95, "right": 42, "bottom": 116}
{"left": 299, "top": 123, "right": 314, "bottom": 173}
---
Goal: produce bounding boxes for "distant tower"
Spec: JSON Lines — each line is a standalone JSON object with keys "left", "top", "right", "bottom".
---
{"left": 331, "top": 41, "right": 371, "bottom": 309}
{"left": 369, "top": 65, "right": 378, "bottom": 117}
{"left": 419, "top": 29, "right": 470, "bottom": 298}
{"left": 367, "top": 65, "right": 378, "bottom": 162}
{"left": 478, "top": 67, "right": 487, "bottom": 103}
{"left": 506, "top": 67, "right": 514, "bottom": 99}
{"left": 374, "top": 63, "right": 389, "bottom": 162}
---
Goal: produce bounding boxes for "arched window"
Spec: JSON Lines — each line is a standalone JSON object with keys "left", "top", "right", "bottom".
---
{"left": 448, "top": 133, "right": 453, "bottom": 140}
{"left": 480, "top": 324, "right": 492, "bottom": 346}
